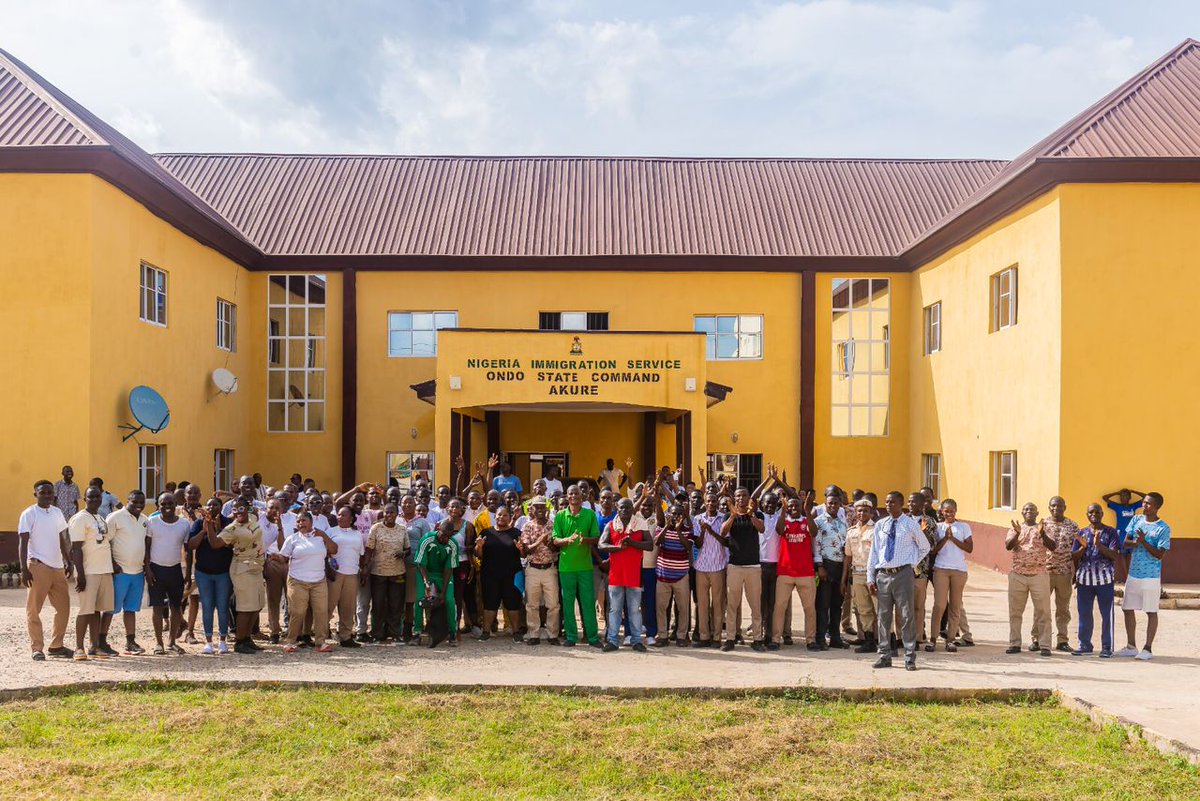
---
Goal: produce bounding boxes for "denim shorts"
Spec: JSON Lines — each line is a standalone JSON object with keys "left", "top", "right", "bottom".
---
{"left": 112, "top": 571, "right": 145, "bottom": 613}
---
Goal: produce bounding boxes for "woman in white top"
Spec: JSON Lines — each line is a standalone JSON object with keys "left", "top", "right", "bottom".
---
{"left": 279, "top": 511, "right": 337, "bottom": 653}
{"left": 329, "top": 506, "right": 367, "bottom": 648}
{"left": 926, "top": 498, "right": 973, "bottom": 653}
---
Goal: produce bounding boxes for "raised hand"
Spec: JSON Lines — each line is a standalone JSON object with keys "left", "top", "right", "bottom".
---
{"left": 487, "top": 454, "right": 500, "bottom": 469}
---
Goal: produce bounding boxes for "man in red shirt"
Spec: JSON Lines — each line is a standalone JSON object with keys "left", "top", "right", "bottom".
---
{"left": 598, "top": 498, "right": 652, "bottom": 652}
{"left": 772, "top": 495, "right": 819, "bottom": 650}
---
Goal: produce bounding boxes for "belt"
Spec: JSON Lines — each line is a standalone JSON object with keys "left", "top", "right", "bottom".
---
{"left": 528, "top": 562, "right": 556, "bottom": 570}
{"left": 877, "top": 565, "right": 908, "bottom": 575}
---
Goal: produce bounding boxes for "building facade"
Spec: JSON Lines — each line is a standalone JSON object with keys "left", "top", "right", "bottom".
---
{"left": 2, "top": 42, "right": 1198, "bottom": 578}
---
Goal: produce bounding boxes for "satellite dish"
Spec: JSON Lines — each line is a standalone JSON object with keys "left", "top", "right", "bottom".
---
{"left": 120, "top": 386, "right": 170, "bottom": 442}
{"left": 212, "top": 368, "right": 239, "bottom": 394}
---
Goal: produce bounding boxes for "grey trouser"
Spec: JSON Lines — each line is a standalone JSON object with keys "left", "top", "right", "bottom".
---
{"left": 875, "top": 568, "right": 916, "bottom": 657}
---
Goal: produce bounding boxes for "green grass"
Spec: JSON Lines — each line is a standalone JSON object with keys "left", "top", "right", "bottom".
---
{"left": 0, "top": 685, "right": 1195, "bottom": 800}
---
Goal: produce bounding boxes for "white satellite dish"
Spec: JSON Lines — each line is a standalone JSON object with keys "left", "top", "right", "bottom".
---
{"left": 212, "top": 368, "right": 239, "bottom": 394}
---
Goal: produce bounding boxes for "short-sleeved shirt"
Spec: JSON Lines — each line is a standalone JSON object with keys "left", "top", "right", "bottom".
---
{"left": 1042, "top": 517, "right": 1079, "bottom": 575}
{"left": 543, "top": 478, "right": 564, "bottom": 497}
{"left": 330, "top": 527, "right": 366, "bottom": 575}
{"left": 97, "top": 491, "right": 121, "bottom": 517}
{"left": 261, "top": 513, "right": 297, "bottom": 557}
{"left": 367, "top": 521, "right": 411, "bottom": 576}
{"left": 1107, "top": 501, "right": 1142, "bottom": 535}
{"left": 692, "top": 511, "right": 729, "bottom": 572}
{"left": 777, "top": 517, "right": 816, "bottom": 578}
{"left": 218, "top": 521, "right": 265, "bottom": 576}
{"left": 1010, "top": 524, "right": 1047, "bottom": 576}
{"left": 69, "top": 510, "right": 112, "bottom": 574}
{"left": 813, "top": 510, "right": 848, "bottom": 564}
{"left": 599, "top": 468, "right": 625, "bottom": 491}
{"left": 552, "top": 507, "right": 600, "bottom": 573}
{"left": 189, "top": 516, "right": 234, "bottom": 574}
{"left": 53, "top": 480, "right": 80, "bottom": 519}
{"left": 19, "top": 504, "right": 68, "bottom": 569}
{"left": 492, "top": 474, "right": 524, "bottom": 494}
{"left": 1124, "top": 515, "right": 1171, "bottom": 580}
{"left": 398, "top": 515, "right": 434, "bottom": 565}
{"left": 107, "top": 508, "right": 148, "bottom": 574}
{"left": 844, "top": 522, "right": 874, "bottom": 570}
{"left": 933, "top": 521, "right": 972, "bottom": 572}
{"left": 416, "top": 536, "right": 459, "bottom": 578}
{"left": 519, "top": 518, "right": 557, "bottom": 564}
{"left": 655, "top": 527, "right": 692, "bottom": 583}
{"left": 1073, "top": 525, "right": 1120, "bottom": 586}
{"left": 147, "top": 516, "right": 192, "bottom": 567}
{"left": 281, "top": 532, "right": 328, "bottom": 583}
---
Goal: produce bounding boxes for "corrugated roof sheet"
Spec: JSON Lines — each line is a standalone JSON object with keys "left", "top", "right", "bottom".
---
{"left": 0, "top": 60, "right": 98, "bottom": 146}
{"left": 154, "top": 154, "right": 1005, "bottom": 257}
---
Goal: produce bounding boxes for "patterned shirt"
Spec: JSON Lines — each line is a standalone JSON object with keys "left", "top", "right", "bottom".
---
{"left": 812, "top": 509, "right": 848, "bottom": 564}
{"left": 1042, "top": 517, "right": 1079, "bottom": 575}
{"left": 519, "top": 518, "right": 557, "bottom": 565}
{"left": 844, "top": 522, "right": 874, "bottom": 571}
{"left": 1073, "top": 525, "right": 1119, "bottom": 586}
{"left": 655, "top": 527, "right": 692, "bottom": 583}
{"left": 692, "top": 511, "right": 728, "bottom": 572}
{"left": 1124, "top": 515, "right": 1171, "bottom": 580}
{"left": 865, "top": 514, "right": 930, "bottom": 584}
{"left": 367, "top": 521, "right": 411, "bottom": 576}
{"left": 913, "top": 513, "right": 939, "bottom": 579}
{"left": 53, "top": 480, "right": 80, "bottom": 519}
{"left": 1010, "top": 524, "right": 1047, "bottom": 576}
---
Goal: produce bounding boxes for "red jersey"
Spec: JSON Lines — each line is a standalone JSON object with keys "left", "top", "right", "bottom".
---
{"left": 777, "top": 516, "right": 815, "bottom": 578}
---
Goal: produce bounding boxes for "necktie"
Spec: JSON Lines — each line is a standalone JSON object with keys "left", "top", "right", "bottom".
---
{"left": 885, "top": 517, "right": 897, "bottom": 563}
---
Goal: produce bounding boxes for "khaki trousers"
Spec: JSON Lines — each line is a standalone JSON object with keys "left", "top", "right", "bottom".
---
{"left": 656, "top": 578, "right": 691, "bottom": 640}
{"left": 1009, "top": 572, "right": 1051, "bottom": 648}
{"left": 913, "top": 576, "right": 929, "bottom": 642}
{"left": 850, "top": 571, "right": 876, "bottom": 635}
{"left": 724, "top": 565, "right": 763, "bottom": 643}
{"left": 26, "top": 560, "right": 70, "bottom": 652}
{"left": 774, "top": 574, "right": 816, "bottom": 644}
{"left": 264, "top": 556, "right": 288, "bottom": 637}
{"left": 328, "top": 573, "right": 359, "bottom": 643}
{"left": 931, "top": 568, "right": 967, "bottom": 645}
{"left": 524, "top": 566, "right": 560, "bottom": 639}
{"left": 695, "top": 569, "right": 726, "bottom": 642}
{"left": 285, "top": 577, "right": 329, "bottom": 645}
{"left": 1038, "top": 573, "right": 1073, "bottom": 647}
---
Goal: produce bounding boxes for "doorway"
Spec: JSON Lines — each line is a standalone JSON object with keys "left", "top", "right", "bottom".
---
{"left": 506, "top": 452, "right": 569, "bottom": 492}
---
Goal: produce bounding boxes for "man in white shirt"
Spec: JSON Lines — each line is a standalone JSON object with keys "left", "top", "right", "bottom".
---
{"left": 598, "top": 457, "right": 628, "bottom": 495}
{"left": 145, "top": 493, "right": 193, "bottom": 655}
{"left": 866, "top": 491, "right": 931, "bottom": 671}
{"left": 69, "top": 486, "right": 115, "bottom": 660}
{"left": 222, "top": 475, "right": 268, "bottom": 518}
{"left": 107, "top": 491, "right": 150, "bottom": 655}
{"left": 543, "top": 464, "right": 565, "bottom": 498}
{"left": 19, "top": 479, "right": 73, "bottom": 660}
{"left": 261, "top": 495, "right": 295, "bottom": 643}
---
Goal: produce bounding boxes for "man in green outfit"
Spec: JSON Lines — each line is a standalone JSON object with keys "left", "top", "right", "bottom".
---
{"left": 553, "top": 484, "right": 602, "bottom": 647}
{"left": 416, "top": 520, "right": 459, "bottom": 648}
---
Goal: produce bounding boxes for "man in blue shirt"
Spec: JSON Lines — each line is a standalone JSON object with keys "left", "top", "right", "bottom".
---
{"left": 1115, "top": 492, "right": 1170, "bottom": 661}
{"left": 1102, "top": 487, "right": 1146, "bottom": 537}
{"left": 491, "top": 461, "right": 524, "bottom": 495}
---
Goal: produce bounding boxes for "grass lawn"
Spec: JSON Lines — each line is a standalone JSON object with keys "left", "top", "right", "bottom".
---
{"left": 0, "top": 685, "right": 1196, "bottom": 800}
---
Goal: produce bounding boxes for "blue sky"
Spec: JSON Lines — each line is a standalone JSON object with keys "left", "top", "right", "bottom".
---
{"left": 4, "top": 1, "right": 1198, "bottom": 157}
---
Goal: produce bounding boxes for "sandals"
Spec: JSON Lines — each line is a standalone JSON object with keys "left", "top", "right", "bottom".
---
{"left": 152, "top": 645, "right": 167, "bottom": 656}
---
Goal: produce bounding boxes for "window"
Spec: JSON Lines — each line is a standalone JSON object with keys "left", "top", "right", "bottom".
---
{"left": 214, "top": 449, "right": 235, "bottom": 494}
{"left": 388, "top": 312, "right": 457, "bottom": 357}
{"left": 922, "top": 453, "right": 942, "bottom": 499}
{"left": 138, "top": 444, "right": 166, "bottom": 499}
{"left": 923, "top": 302, "right": 941, "bottom": 355}
{"left": 216, "top": 298, "right": 237, "bottom": 352}
{"left": 139, "top": 262, "right": 168, "bottom": 326}
{"left": 539, "top": 311, "right": 609, "bottom": 331}
{"left": 990, "top": 266, "right": 1018, "bottom": 332}
{"left": 386, "top": 452, "right": 435, "bottom": 491}
{"left": 267, "top": 274, "right": 327, "bottom": 432}
{"left": 694, "top": 315, "right": 763, "bottom": 360}
{"left": 990, "top": 450, "right": 1017, "bottom": 510}
{"left": 706, "top": 453, "right": 763, "bottom": 493}
{"left": 831, "top": 278, "right": 890, "bottom": 437}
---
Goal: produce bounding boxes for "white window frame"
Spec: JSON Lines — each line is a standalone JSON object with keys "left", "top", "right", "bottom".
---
{"left": 387, "top": 311, "right": 458, "bottom": 357}
{"left": 214, "top": 449, "right": 235, "bottom": 494}
{"left": 990, "top": 450, "right": 1017, "bottom": 510}
{"left": 216, "top": 298, "right": 237, "bottom": 352}
{"left": 831, "top": 278, "right": 890, "bottom": 437}
{"left": 923, "top": 302, "right": 941, "bottom": 355}
{"left": 990, "top": 266, "right": 1018, "bottom": 332}
{"left": 386, "top": 452, "right": 436, "bottom": 491}
{"left": 693, "top": 315, "right": 764, "bottom": 361}
{"left": 922, "top": 453, "right": 942, "bottom": 499}
{"left": 139, "top": 262, "right": 168, "bottom": 327}
{"left": 138, "top": 444, "right": 166, "bottom": 499}
{"left": 267, "top": 274, "right": 327, "bottom": 433}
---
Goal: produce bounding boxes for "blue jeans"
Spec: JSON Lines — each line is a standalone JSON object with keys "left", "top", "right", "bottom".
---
{"left": 607, "top": 586, "right": 643, "bottom": 646}
{"left": 620, "top": 568, "right": 658, "bottom": 640}
{"left": 195, "top": 570, "right": 232, "bottom": 639}
{"left": 1076, "top": 582, "right": 1114, "bottom": 653}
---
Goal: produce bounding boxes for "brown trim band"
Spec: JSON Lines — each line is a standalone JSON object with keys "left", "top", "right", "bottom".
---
{"left": 341, "top": 268, "right": 357, "bottom": 489}
{"left": 261, "top": 253, "right": 901, "bottom": 273}
{"left": 799, "top": 271, "right": 816, "bottom": 490}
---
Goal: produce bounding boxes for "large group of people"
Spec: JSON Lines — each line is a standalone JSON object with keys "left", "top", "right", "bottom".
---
{"left": 18, "top": 462, "right": 1171, "bottom": 670}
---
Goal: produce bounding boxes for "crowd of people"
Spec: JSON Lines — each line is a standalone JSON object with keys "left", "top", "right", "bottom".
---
{"left": 17, "top": 462, "right": 1171, "bottom": 670}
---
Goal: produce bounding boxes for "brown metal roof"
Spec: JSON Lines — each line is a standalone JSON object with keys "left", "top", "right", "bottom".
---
{"left": 153, "top": 154, "right": 1004, "bottom": 258}
{"left": 0, "top": 61, "right": 98, "bottom": 146}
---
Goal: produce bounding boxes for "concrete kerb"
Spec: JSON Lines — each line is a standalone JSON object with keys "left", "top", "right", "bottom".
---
{"left": 1055, "top": 690, "right": 1200, "bottom": 766}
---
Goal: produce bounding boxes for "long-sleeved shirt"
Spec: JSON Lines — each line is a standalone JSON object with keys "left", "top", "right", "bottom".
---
{"left": 866, "top": 513, "right": 930, "bottom": 585}
{"left": 692, "top": 511, "right": 728, "bottom": 572}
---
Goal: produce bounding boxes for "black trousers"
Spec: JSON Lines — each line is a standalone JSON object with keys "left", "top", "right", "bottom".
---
{"left": 816, "top": 560, "right": 846, "bottom": 645}
{"left": 760, "top": 561, "right": 779, "bottom": 641}
{"left": 370, "top": 574, "right": 405, "bottom": 641}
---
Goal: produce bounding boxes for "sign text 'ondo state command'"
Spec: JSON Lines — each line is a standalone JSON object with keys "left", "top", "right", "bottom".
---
{"left": 464, "top": 358, "right": 685, "bottom": 396}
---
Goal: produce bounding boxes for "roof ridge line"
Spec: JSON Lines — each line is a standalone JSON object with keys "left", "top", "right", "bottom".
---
{"left": 0, "top": 48, "right": 107, "bottom": 146}
{"left": 153, "top": 152, "right": 1009, "bottom": 164}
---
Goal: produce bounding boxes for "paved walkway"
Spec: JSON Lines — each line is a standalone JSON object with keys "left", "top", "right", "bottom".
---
{"left": 2, "top": 566, "right": 1197, "bottom": 756}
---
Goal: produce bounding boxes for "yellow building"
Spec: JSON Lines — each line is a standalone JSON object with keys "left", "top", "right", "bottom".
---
{"left": 1, "top": 41, "right": 1198, "bottom": 579}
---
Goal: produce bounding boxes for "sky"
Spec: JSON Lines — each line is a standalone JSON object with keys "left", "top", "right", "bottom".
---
{"left": 3, "top": 1, "right": 1199, "bottom": 158}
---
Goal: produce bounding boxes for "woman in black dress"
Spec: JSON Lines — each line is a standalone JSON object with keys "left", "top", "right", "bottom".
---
{"left": 473, "top": 505, "right": 524, "bottom": 642}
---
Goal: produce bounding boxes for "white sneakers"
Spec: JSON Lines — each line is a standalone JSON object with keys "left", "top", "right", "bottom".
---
{"left": 1115, "top": 645, "right": 1155, "bottom": 660}
{"left": 1136, "top": 649, "right": 1154, "bottom": 661}
{"left": 1115, "top": 645, "right": 1140, "bottom": 657}
{"left": 201, "top": 643, "right": 215, "bottom": 655}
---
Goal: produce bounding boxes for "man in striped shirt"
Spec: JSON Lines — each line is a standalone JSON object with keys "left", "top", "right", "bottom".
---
{"left": 692, "top": 494, "right": 728, "bottom": 648}
{"left": 866, "top": 491, "right": 930, "bottom": 671}
{"left": 653, "top": 502, "right": 693, "bottom": 647}
{"left": 1071, "top": 503, "right": 1120, "bottom": 658}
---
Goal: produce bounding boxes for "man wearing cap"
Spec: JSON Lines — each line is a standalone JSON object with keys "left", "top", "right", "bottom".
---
{"left": 518, "top": 496, "right": 560, "bottom": 645}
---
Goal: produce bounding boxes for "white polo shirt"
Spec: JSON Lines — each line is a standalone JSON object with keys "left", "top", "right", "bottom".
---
{"left": 18, "top": 504, "right": 67, "bottom": 569}
{"left": 280, "top": 532, "right": 328, "bottom": 583}
{"left": 262, "top": 512, "right": 297, "bottom": 556}
{"left": 106, "top": 508, "right": 149, "bottom": 574}
{"left": 330, "top": 527, "right": 365, "bottom": 575}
